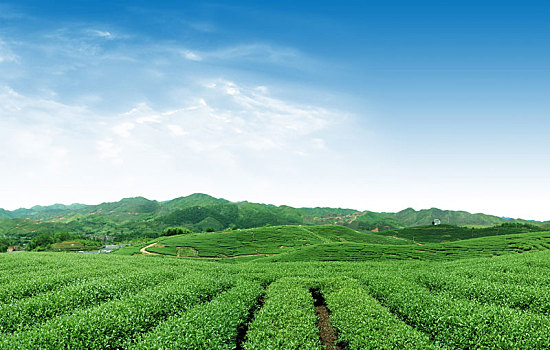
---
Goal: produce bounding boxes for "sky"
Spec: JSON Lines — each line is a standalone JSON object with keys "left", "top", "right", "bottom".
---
{"left": 0, "top": 0, "right": 549, "bottom": 220}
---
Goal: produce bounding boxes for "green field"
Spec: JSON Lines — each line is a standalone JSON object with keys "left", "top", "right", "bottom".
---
{"left": 138, "top": 225, "right": 412, "bottom": 258}
{"left": 2, "top": 248, "right": 550, "bottom": 349}
{"left": 124, "top": 224, "right": 550, "bottom": 263}
{"left": 258, "top": 229, "right": 550, "bottom": 262}
{"left": 381, "top": 223, "right": 544, "bottom": 243}
{"left": 3, "top": 224, "right": 550, "bottom": 349}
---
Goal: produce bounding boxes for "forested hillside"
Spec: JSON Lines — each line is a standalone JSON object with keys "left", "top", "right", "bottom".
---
{"left": 1, "top": 193, "right": 548, "bottom": 249}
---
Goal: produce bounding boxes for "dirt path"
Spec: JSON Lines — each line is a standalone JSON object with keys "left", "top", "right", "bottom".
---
{"left": 312, "top": 289, "right": 342, "bottom": 350}
{"left": 315, "top": 305, "right": 341, "bottom": 350}
{"left": 390, "top": 235, "right": 409, "bottom": 241}
{"left": 140, "top": 242, "right": 162, "bottom": 255}
{"left": 390, "top": 235, "right": 423, "bottom": 245}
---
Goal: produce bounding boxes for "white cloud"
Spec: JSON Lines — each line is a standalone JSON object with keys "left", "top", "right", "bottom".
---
{"left": 1, "top": 80, "right": 341, "bottom": 167}
{"left": 167, "top": 124, "right": 188, "bottom": 136}
{"left": 95, "top": 80, "right": 337, "bottom": 158}
{"left": 181, "top": 50, "right": 202, "bottom": 61}
{"left": 86, "top": 29, "right": 130, "bottom": 41}
{"left": 94, "top": 30, "right": 113, "bottom": 39}
{"left": 0, "top": 81, "right": 359, "bottom": 212}
{"left": 112, "top": 122, "right": 135, "bottom": 138}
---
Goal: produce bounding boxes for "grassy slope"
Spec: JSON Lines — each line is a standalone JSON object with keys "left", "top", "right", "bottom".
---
{"left": 143, "top": 225, "right": 412, "bottom": 257}
{"left": 382, "top": 223, "right": 544, "bottom": 243}
{"left": 256, "top": 230, "right": 550, "bottom": 262}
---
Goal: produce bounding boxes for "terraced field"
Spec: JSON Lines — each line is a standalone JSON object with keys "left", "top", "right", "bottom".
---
{"left": 260, "top": 229, "right": 550, "bottom": 262}
{"left": 135, "top": 225, "right": 412, "bottom": 258}
{"left": 2, "top": 247, "right": 550, "bottom": 349}
{"left": 121, "top": 224, "right": 550, "bottom": 263}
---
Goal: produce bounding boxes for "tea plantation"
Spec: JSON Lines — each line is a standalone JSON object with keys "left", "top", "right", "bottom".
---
{"left": 2, "top": 226, "right": 550, "bottom": 349}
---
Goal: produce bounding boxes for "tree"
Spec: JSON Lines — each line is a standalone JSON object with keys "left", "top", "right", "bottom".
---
{"left": 161, "top": 227, "right": 191, "bottom": 236}
{"left": 0, "top": 238, "right": 10, "bottom": 253}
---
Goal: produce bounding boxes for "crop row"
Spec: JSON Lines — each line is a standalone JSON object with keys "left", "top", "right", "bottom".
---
{"left": 321, "top": 278, "right": 437, "bottom": 349}
{"left": 414, "top": 270, "right": 550, "bottom": 314}
{"left": 445, "top": 260, "right": 550, "bottom": 287}
{"left": 358, "top": 272, "right": 550, "bottom": 349}
{"left": 132, "top": 280, "right": 263, "bottom": 349}
{"left": 0, "top": 265, "right": 122, "bottom": 305}
{"left": 0, "top": 253, "right": 221, "bottom": 305}
{"left": 0, "top": 268, "right": 183, "bottom": 333}
{"left": 0, "top": 271, "right": 234, "bottom": 349}
{"left": 243, "top": 278, "right": 321, "bottom": 349}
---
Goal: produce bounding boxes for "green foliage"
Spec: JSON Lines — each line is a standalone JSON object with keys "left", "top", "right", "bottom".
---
{"left": 146, "top": 225, "right": 407, "bottom": 258}
{"left": 2, "top": 250, "right": 550, "bottom": 348}
{"left": 243, "top": 278, "right": 321, "bottom": 350}
{"left": 390, "top": 207, "right": 528, "bottom": 227}
{"left": 260, "top": 230, "right": 550, "bottom": 262}
{"left": 27, "top": 232, "right": 77, "bottom": 250}
{"left": 0, "top": 238, "right": 9, "bottom": 253}
{"left": 358, "top": 264, "right": 550, "bottom": 349}
{"left": 2, "top": 193, "right": 547, "bottom": 247}
{"left": 161, "top": 226, "right": 191, "bottom": 236}
{"left": 383, "top": 223, "right": 544, "bottom": 243}
{"left": 132, "top": 280, "right": 263, "bottom": 349}
{"left": 321, "top": 279, "right": 437, "bottom": 349}
{"left": 2, "top": 269, "right": 232, "bottom": 349}
{"left": 0, "top": 269, "right": 179, "bottom": 333}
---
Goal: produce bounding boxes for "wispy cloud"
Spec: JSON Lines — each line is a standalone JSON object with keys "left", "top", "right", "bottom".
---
{"left": 0, "top": 40, "right": 18, "bottom": 64}
{"left": 88, "top": 30, "right": 114, "bottom": 39}
{"left": 97, "top": 80, "right": 338, "bottom": 164}
{"left": 0, "top": 80, "right": 348, "bottom": 202}
{"left": 180, "top": 43, "right": 304, "bottom": 66}
{"left": 85, "top": 28, "right": 130, "bottom": 41}
{"left": 181, "top": 50, "right": 202, "bottom": 61}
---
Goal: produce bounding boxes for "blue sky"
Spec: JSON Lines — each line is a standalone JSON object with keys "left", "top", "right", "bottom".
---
{"left": 0, "top": 0, "right": 549, "bottom": 220}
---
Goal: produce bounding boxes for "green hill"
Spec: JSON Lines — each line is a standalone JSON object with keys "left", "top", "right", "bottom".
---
{"left": 389, "top": 207, "right": 529, "bottom": 227}
{"left": 1, "top": 193, "right": 549, "bottom": 248}
{"left": 257, "top": 230, "right": 550, "bottom": 262}
{"left": 0, "top": 209, "right": 11, "bottom": 220}
{"left": 381, "top": 223, "right": 543, "bottom": 243}
{"left": 139, "top": 225, "right": 411, "bottom": 258}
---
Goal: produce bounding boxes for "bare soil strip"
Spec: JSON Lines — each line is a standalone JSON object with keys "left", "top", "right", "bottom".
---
{"left": 235, "top": 295, "right": 266, "bottom": 349}
{"left": 311, "top": 289, "right": 343, "bottom": 350}
{"left": 140, "top": 242, "right": 162, "bottom": 255}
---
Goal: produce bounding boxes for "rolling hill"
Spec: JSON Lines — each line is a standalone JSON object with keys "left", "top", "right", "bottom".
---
{"left": 1, "top": 193, "right": 548, "bottom": 248}
{"left": 116, "top": 224, "right": 550, "bottom": 265}
{"left": 258, "top": 230, "right": 550, "bottom": 262}
{"left": 139, "top": 225, "right": 412, "bottom": 258}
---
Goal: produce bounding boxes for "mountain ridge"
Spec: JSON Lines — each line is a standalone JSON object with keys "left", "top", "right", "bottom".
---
{"left": 2, "top": 194, "right": 545, "bottom": 223}
{"left": 1, "top": 193, "right": 548, "bottom": 248}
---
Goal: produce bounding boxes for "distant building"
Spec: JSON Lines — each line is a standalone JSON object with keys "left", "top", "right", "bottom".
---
{"left": 432, "top": 219, "right": 441, "bottom": 226}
